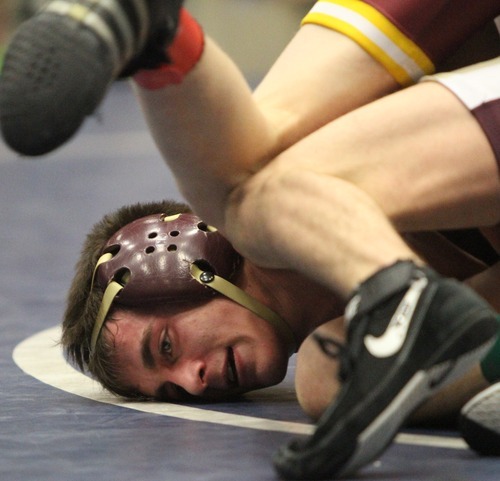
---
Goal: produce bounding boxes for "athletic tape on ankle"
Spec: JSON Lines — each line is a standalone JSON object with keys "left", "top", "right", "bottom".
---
{"left": 480, "top": 316, "right": 500, "bottom": 383}
{"left": 134, "top": 9, "right": 204, "bottom": 89}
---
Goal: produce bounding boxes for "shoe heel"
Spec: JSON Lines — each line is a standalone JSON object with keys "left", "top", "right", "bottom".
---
{"left": 427, "top": 337, "right": 496, "bottom": 392}
{"left": 0, "top": 14, "right": 115, "bottom": 155}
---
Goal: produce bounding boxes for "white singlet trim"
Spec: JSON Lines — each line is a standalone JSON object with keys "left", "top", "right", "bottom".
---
{"left": 423, "top": 57, "right": 500, "bottom": 110}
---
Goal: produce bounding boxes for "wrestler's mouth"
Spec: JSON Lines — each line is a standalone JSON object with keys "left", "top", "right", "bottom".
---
{"left": 227, "top": 347, "right": 239, "bottom": 387}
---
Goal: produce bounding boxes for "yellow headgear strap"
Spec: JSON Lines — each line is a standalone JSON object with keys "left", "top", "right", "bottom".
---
{"left": 89, "top": 257, "right": 297, "bottom": 357}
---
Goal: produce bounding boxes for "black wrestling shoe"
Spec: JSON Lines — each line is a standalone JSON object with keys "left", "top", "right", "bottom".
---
{"left": 0, "top": 0, "right": 183, "bottom": 156}
{"left": 460, "top": 382, "right": 500, "bottom": 456}
{"left": 274, "top": 260, "right": 499, "bottom": 479}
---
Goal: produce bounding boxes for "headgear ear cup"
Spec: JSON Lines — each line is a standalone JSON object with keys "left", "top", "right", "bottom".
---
{"left": 96, "top": 213, "right": 241, "bottom": 304}
{"left": 90, "top": 213, "right": 297, "bottom": 356}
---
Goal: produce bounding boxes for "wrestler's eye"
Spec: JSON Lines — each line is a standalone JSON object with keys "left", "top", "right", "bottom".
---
{"left": 160, "top": 335, "right": 172, "bottom": 356}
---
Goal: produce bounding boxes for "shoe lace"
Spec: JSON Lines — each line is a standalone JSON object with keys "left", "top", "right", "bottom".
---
{"left": 313, "top": 333, "right": 353, "bottom": 382}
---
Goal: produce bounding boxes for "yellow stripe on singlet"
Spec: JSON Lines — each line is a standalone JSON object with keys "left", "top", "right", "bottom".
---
{"left": 302, "top": 0, "right": 435, "bottom": 86}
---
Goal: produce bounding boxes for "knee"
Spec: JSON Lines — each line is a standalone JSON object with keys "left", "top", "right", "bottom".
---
{"left": 295, "top": 333, "right": 342, "bottom": 421}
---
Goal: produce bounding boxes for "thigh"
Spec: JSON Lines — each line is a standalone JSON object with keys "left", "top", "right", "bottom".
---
{"left": 268, "top": 68, "right": 500, "bottom": 231}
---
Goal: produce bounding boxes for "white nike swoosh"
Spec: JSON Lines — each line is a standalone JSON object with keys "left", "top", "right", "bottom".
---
{"left": 364, "top": 277, "right": 429, "bottom": 358}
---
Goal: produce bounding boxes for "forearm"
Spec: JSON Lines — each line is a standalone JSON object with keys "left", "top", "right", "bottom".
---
{"left": 133, "top": 36, "right": 275, "bottom": 227}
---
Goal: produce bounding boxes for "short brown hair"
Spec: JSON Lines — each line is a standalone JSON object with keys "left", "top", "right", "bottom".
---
{"left": 61, "top": 199, "right": 191, "bottom": 398}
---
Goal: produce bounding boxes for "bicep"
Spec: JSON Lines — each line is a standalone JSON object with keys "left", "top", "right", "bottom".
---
{"left": 253, "top": 25, "right": 399, "bottom": 152}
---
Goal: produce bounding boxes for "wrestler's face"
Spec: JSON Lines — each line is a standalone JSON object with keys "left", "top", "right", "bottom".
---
{"left": 103, "top": 297, "right": 290, "bottom": 401}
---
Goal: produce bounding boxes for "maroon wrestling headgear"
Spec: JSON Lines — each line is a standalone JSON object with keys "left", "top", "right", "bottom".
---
{"left": 90, "top": 213, "right": 296, "bottom": 355}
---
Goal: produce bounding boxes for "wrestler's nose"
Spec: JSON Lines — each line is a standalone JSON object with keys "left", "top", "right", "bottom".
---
{"left": 170, "top": 359, "right": 207, "bottom": 396}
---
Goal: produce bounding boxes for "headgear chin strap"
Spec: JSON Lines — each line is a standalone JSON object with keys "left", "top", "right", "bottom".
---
{"left": 90, "top": 213, "right": 297, "bottom": 356}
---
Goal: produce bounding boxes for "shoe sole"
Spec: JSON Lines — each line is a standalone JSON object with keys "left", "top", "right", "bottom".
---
{"left": 460, "top": 381, "right": 500, "bottom": 456}
{"left": 339, "top": 336, "right": 495, "bottom": 476}
{"left": 274, "top": 296, "right": 498, "bottom": 479}
{"left": 0, "top": 14, "right": 114, "bottom": 155}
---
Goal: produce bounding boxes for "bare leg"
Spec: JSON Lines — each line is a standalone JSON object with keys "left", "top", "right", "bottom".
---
{"left": 224, "top": 81, "right": 500, "bottom": 295}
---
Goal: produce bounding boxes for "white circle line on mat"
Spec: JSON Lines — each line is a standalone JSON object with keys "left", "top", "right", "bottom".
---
{"left": 13, "top": 325, "right": 467, "bottom": 450}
